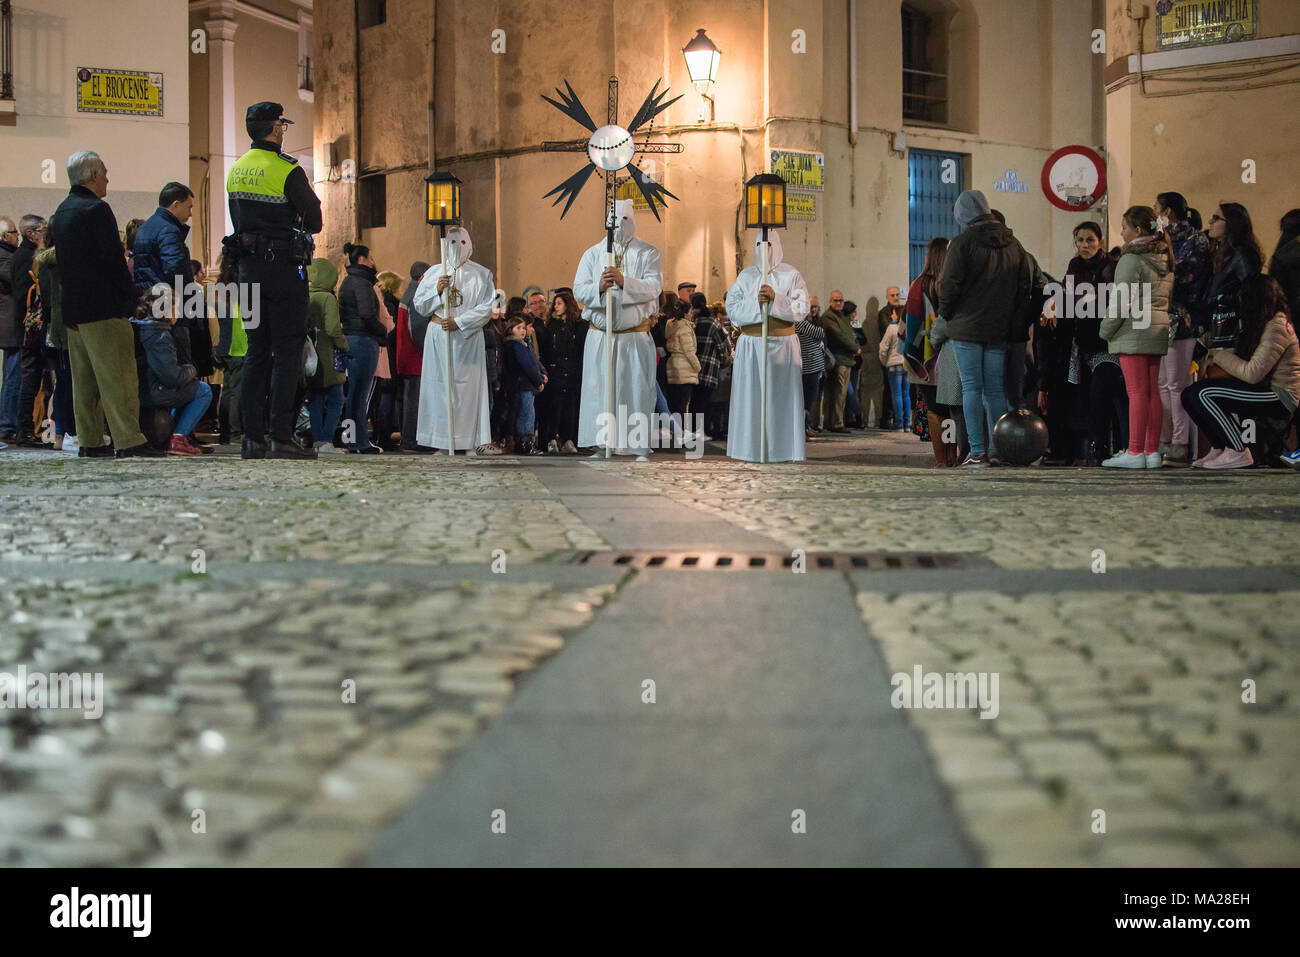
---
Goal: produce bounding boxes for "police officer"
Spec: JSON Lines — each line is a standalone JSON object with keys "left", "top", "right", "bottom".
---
{"left": 227, "top": 102, "right": 322, "bottom": 459}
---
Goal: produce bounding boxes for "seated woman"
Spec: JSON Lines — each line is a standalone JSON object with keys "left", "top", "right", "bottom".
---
{"left": 132, "top": 292, "right": 212, "bottom": 456}
{"left": 1181, "top": 274, "right": 1299, "bottom": 469}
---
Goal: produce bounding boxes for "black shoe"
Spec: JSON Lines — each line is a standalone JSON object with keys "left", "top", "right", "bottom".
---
{"left": 115, "top": 442, "right": 167, "bottom": 459}
{"left": 0, "top": 430, "right": 15, "bottom": 442}
{"left": 241, "top": 436, "right": 269, "bottom": 460}
{"left": 354, "top": 445, "right": 383, "bottom": 455}
{"left": 401, "top": 444, "right": 436, "bottom": 454}
{"left": 17, "top": 432, "right": 53, "bottom": 448}
{"left": 218, "top": 433, "right": 231, "bottom": 445}
{"left": 831, "top": 427, "right": 851, "bottom": 434}
{"left": 78, "top": 445, "right": 114, "bottom": 458}
{"left": 268, "top": 438, "right": 318, "bottom": 460}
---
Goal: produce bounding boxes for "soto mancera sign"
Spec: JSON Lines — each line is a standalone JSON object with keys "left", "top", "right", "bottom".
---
{"left": 76, "top": 67, "right": 164, "bottom": 116}
{"left": 1155, "top": 0, "right": 1258, "bottom": 50}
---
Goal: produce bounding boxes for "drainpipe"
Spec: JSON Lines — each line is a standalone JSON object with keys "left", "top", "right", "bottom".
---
{"left": 848, "top": 0, "right": 858, "bottom": 146}
{"left": 428, "top": 0, "right": 437, "bottom": 171}
{"left": 353, "top": 0, "right": 362, "bottom": 235}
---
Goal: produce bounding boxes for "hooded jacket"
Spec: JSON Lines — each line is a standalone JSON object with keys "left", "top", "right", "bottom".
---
{"left": 1099, "top": 237, "right": 1172, "bottom": 356}
{"left": 131, "top": 314, "right": 200, "bottom": 409}
{"left": 338, "top": 261, "right": 386, "bottom": 341}
{"left": 938, "top": 214, "right": 1032, "bottom": 344}
{"left": 307, "top": 257, "right": 348, "bottom": 389}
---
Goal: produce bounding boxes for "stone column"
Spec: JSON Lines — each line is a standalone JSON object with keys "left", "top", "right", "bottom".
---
{"left": 204, "top": 5, "right": 238, "bottom": 268}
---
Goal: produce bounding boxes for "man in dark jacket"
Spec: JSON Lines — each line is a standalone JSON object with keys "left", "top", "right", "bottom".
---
{"left": 818, "top": 290, "right": 860, "bottom": 433}
{"left": 48, "top": 151, "right": 158, "bottom": 458}
{"left": 938, "top": 189, "right": 1032, "bottom": 465}
{"left": 133, "top": 183, "right": 197, "bottom": 366}
{"left": 10, "top": 215, "right": 52, "bottom": 447}
{"left": 0, "top": 218, "right": 21, "bottom": 441}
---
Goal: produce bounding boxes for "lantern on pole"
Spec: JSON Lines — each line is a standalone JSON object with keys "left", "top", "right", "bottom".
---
{"left": 743, "top": 173, "right": 788, "bottom": 464}
{"left": 425, "top": 170, "right": 463, "bottom": 455}
{"left": 682, "top": 29, "right": 721, "bottom": 123}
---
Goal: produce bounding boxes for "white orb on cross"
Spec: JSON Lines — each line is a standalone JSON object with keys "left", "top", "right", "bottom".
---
{"left": 587, "top": 125, "right": 635, "bottom": 171}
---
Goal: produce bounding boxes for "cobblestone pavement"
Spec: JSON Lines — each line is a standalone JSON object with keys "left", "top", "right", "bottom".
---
{"left": 1, "top": 442, "right": 1297, "bottom": 865}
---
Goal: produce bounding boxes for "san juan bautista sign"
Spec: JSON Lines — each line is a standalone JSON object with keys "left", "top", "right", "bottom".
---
{"left": 76, "top": 67, "right": 164, "bottom": 116}
{"left": 1155, "top": 0, "right": 1258, "bottom": 51}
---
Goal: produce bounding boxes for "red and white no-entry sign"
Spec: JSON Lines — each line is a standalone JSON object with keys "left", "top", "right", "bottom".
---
{"left": 1041, "top": 146, "right": 1107, "bottom": 212}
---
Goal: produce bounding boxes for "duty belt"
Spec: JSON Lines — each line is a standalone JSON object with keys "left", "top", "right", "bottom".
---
{"left": 238, "top": 234, "right": 295, "bottom": 262}
{"left": 739, "top": 318, "right": 796, "bottom": 337}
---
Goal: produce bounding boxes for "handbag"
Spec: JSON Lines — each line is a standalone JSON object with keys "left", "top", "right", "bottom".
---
{"left": 23, "top": 270, "right": 44, "bottom": 346}
{"left": 303, "top": 337, "right": 319, "bottom": 376}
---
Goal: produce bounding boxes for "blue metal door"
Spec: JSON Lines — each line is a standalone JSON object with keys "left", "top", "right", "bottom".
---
{"left": 908, "top": 149, "right": 964, "bottom": 283}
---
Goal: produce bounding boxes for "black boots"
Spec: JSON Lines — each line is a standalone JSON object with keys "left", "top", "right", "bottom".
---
{"left": 241, "top": 436, "right": 268, "bottom": 459}
{"left": 268, "top": 438, "right": 318, "bottom": 460}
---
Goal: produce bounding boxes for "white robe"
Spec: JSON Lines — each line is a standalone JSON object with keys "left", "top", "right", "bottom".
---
{"left": 412, "top": 258, "right": 494, "bottom": 450}
{"left": 725, "top": 253, "right": 808, "bottom": 463}
{"left": 575, "top": 236, "right": 662, "bottom": 452}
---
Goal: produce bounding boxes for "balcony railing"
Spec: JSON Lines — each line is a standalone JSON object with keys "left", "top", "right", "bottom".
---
{"left": 299, "top": 56, "right": 313, "bottom": 94}
{"left": 2, "top": 0, "right": 14, "bottom": 101}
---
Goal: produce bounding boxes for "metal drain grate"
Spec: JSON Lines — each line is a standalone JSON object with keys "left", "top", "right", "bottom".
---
{"left": 568, "top": 550, "right": 964, "bottom": 571}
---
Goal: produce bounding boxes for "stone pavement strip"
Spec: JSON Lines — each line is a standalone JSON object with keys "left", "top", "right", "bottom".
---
{"left": 0, "top": 441, "right": 1297, "bottom": 866}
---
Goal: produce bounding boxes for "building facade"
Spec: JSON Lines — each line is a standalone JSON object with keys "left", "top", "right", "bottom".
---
{"left": 189, "top": 0, "right": 315, "bottom": 273}
{"left": 1103, "top": 0, "right": 1300, "bottom": 257}
{"left": 311, "top": 0, "right": 1108, "bottom": 308}
{"left": 0, "top": 0, "right": 190, "bottom": 228}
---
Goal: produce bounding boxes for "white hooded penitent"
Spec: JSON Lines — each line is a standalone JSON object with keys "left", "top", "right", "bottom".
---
{"left": 412, "top": 226, "right": 495, "bottom": 453}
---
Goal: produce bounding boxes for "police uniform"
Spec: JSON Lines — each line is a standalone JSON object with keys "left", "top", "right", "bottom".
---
{"left": 227, "top": 101, "right": 323, "bottom": 453}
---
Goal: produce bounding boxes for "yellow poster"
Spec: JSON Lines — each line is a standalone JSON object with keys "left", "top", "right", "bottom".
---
{"left": 1156, "top": 0, "right": 1257, "bottom": 50}
{"left": 76, "top": 67, "right": 164, "bottom": 116}
{"left": 616, "top": 172, "right": 664, "bottom": 210}
{"left": 770, "top": 150, "right": 824, "bottom": 191}
{"left": 786, "top": 194, "right": 817, "bottom": 222}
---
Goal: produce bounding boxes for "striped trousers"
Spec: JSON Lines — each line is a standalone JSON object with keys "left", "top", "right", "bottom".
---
{"left": 1180, "top": 377, "right": 1289, "bottom": 452}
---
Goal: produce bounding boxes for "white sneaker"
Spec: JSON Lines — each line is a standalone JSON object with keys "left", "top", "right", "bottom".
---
{"left": 561, "top": 440, "right": 577, "bottom": 454}
{"left": 546, "top": 439, "right": 559, "bottom": 454}
{"left": 1101, "top": 451, "right": 1148, "bottom": 469}
{"left": 61, "top": 435, "right": 80, "bottom": 454}
{"left": 635, "top": 454, "right": 650, "bottom": 462}
{"left": 476, "top": 444, "right": 503, "bottom": 456}
{"left": 1145, "top": 452, "right": 1163, "bottom": 469}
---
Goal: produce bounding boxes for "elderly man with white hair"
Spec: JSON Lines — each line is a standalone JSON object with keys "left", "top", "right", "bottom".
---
{"left": 48, "top": 150, "right": 158, "bottom": 458}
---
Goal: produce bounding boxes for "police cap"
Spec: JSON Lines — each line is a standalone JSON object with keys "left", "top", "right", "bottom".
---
{"left": 246, "top": 102, "right": 293, "bottom": 128}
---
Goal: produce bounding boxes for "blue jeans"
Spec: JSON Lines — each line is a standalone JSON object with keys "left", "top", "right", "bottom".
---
{"left": 308, "top": 383, "right": 345, "bottom": 445}
{"left": 343, "top": 334, "right": 379, "bottom": 450}
{"left": 0, "top": 348, "right": 21, "bottom": 433}
{"left": 888, "top": 369, "right": 909, "bottom": 430}
{"left": 655, "top": 381, "right": 681, "bottom": 435}
{"left": 52, "top": 350, "right": 76, "bottom": 437}
{"left": 802, "top": 371, "right": 822, "bottom": 429}
{"left": 173, "top": 380, "right": 213, "bottom": 437}
{"left": 951, "top": 340, "right": 1008, "bottom": 457}
{"left": 514, "top": 390, "right": 536, "bottom": 436}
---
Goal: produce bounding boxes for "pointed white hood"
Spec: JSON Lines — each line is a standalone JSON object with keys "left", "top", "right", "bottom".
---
{"left": 444, "top": 226, "right": 472, "bottom": 269}
{"left": 754, "top": 230, "right": 783, "bottom": 270}
{"left": 613, "top": 199, "right": 636, "bottom": 245}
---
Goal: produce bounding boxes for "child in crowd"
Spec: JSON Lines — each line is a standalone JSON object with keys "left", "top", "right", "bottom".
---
{"left": 306, "top": 257, "right": 349, "bottom": 453}
{"left": 501, "top": 315, "right": 548, "bottom": 455}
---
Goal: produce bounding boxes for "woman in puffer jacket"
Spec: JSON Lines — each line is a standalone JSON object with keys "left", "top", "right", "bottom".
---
{"left": 131, "top": 297, "right": 212, "bottom": 456}
{"left": 664, "top": 305, "right": 701, "bottom": 417}
{"left": 1098, "top": 206, "right": 1173, "bottom": 469}
{"left": 1181, "top": 275, "right": 1300, "bottom": 470}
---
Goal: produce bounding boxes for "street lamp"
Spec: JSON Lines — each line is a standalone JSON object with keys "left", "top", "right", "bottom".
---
{"left": 425, "top": 170, "right": 462, "bottom": 455}
{"left": 425, "top": 170, "right": 461, "bottom": 228}
{"left": 743, "top": 172, "right": 788, "bottom": 464}
{"left": 682, "top": 28, "right": 720, "bottom": 123}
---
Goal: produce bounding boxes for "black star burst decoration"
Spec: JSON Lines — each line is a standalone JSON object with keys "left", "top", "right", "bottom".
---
{"left": 541, "top": 76, "right": 685, "bottom": 223}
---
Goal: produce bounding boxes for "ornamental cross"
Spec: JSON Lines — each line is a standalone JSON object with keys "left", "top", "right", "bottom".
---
{"left": 540, "top": 76, "right": 685, "bottom": 227}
